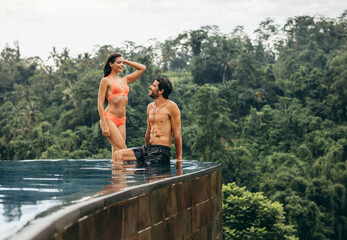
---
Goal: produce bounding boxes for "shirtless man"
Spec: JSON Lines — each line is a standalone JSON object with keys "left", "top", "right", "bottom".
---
{"left": 113, "top": 76, "right": 182, "bottom": 166}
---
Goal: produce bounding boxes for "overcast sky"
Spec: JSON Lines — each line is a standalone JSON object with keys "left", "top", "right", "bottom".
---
{"left": 1, "top": 0, "right": 346, "bottom": 60}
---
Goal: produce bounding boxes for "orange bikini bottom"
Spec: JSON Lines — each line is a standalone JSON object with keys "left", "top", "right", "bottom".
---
{"left": 105, "top": 112, "right": 126, "bottom": 127}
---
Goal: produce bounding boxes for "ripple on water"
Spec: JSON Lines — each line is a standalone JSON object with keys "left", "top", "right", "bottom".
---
{"left": 0, "top": 159, "right": 219, "bottom": 240}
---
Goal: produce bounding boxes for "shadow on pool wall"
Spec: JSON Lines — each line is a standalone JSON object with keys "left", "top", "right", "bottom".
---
{"left": 13, "top": 161, "right": 223, "bottom": 240}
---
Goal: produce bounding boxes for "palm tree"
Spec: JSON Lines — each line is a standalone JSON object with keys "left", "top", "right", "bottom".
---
{"left": 19, "top": 101, "right": 43, "bottom": 129}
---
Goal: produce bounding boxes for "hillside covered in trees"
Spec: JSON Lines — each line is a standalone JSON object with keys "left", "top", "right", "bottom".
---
{"left": 1, "top": 11, "right": 346, "bottom": 239}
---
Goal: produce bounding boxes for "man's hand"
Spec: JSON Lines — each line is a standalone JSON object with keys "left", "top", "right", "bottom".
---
{"left": 176, "top": 160, "right": 183, "bottom": 176}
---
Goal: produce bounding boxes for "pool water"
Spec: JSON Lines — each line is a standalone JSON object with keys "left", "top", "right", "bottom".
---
{"left": 0, "top": 159, "right": 218, "bottom": 240}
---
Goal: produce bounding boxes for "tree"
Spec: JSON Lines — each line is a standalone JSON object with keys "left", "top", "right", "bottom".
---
{"left": 189, "top": 84, "right": 235, "bottom": 162}
{"left": 223, "top": 183, "right": 297, "bottom": 240}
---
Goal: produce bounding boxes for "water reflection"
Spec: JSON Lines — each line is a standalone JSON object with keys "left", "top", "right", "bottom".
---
{"left": 0, "top": 159, "right": 111, "bottom": 240}
{"left": 0, "top": 159, "right": 217, "bottom": 240}
{"left": 100, "top": 161, "right": 182, "bottom": 194}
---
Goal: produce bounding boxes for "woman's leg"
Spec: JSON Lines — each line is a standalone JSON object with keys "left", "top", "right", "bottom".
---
{"left": 102, "top": 118, "right": 127, "bottom": 151}
{"left": 111, "top": 124, "right": 126, "bottom": 160}
{"left": 117, "top": 124, "right": 126, "bottom": 143}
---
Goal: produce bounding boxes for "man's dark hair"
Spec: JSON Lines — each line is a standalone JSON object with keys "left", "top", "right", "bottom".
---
{"left": 156, "top": 76, "right": 172, "bottom": 99}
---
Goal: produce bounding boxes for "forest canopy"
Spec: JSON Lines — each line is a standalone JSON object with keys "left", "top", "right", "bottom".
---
{"left": 1, "top": 10, "right": 346, "bottom": 240}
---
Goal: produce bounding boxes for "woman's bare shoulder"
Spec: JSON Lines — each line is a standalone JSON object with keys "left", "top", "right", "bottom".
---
{"left": 100, "top": 76, "right": 111, "bottom": 85}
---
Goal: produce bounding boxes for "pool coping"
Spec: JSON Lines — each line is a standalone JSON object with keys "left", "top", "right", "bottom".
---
{"left": 11, "top": 163, "right": 222, "bottom": 240}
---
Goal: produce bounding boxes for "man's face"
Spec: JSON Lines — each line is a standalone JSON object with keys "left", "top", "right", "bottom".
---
{"left": 149, "top": 80, "right": 160, "bottom": 99}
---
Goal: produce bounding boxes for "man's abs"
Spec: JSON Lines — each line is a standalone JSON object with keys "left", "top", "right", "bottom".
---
{"left": 149, "top": 126, "right": 172, "bottom": 147}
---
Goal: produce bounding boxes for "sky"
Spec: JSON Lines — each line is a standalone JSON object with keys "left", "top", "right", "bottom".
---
{"left": 1, "top": 0, "right": 347, "bottom": 60}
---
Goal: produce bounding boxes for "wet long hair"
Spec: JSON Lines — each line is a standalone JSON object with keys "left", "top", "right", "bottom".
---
{"left": 103, "top": 53, "right": 122, "bottom": 77}
{"left": 156, "top": 76, "right": 172, "bottom": 99}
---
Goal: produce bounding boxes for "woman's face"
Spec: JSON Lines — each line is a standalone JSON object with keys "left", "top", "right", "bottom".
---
{"left": 110, "top": 57, "right": 124, "bottom": 73}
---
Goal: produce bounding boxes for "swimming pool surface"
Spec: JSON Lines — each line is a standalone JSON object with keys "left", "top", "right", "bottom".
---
{"left": 0, "top": 159, "right": 218, "bottom": 240}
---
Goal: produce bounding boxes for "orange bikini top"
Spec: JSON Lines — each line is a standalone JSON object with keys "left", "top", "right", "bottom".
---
{"left": 107, "top": 76, "right": 129, "bottom": 100}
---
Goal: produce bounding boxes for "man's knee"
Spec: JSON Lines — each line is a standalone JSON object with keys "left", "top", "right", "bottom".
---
{"left": 113, "top": 150, "right": 123, "bottom": 161}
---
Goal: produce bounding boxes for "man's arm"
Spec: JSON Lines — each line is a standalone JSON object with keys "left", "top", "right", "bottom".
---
{"left": 145, "top": 104, "right": 152, "bottom": 146}
{"left": 170, "top": 102, "right": 182, "bottom": 161}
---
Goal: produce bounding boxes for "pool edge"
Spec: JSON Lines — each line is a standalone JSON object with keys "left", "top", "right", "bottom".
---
{"left": 11, "top": 163, "right": 223, "bottom": 240}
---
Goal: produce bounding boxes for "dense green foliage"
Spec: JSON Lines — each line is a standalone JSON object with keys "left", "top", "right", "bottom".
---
{"left": 1, "top": 11, "right": 346, "bottom": 239}
{"left": 223, "top": 183, "right": 297, "bottom": 239}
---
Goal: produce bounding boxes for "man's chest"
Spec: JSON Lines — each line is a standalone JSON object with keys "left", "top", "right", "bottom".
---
{"left": 149, "top": 108, "right": 170, "bottom": 123}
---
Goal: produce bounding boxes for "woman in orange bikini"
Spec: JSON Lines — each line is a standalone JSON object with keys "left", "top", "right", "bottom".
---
{"left": 98, "top": 53, "right": 146, "bottom": 160}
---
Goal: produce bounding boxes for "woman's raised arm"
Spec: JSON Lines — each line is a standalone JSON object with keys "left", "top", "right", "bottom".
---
{"left": 122, "top": 60, "right": 146, "bottom": 84}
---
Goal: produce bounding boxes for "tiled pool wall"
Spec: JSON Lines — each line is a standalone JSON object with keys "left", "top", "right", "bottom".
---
{"left": 14, "top": 166, "right": 222, "bottom": 240}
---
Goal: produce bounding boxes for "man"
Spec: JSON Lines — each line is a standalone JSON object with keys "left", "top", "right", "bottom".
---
{"left": 113, "top": 76, "right": 182, "bottom": 166}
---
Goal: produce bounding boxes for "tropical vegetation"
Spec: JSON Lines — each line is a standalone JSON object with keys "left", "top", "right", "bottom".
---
{"left": 1, "top": 10, "right": 346, "bottom": 239}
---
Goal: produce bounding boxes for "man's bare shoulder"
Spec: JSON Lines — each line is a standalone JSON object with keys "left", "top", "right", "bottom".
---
{"left": 167, "top": 100, "right": 180, "bottom": 113}
{"left": 169, "top": 100, "right": 179, "bottom": 107}
{"left": 147, "top": 102, "right": 155, "bottom": 110}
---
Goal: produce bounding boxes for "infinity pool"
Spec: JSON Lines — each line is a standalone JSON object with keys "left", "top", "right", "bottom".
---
{"left": 0, "top": 159, "right": 219, "bottom": 240}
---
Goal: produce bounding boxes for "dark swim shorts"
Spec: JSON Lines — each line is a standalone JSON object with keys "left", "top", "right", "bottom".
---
{"left": 131, "top": 145, "right": 171, "bottom": 166}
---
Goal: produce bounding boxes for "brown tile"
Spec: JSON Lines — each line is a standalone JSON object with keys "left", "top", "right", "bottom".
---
{"left": 62, "top": 222, "right": 79, "bottom": 240}
{"left": 192, "top": 204, "right": 201, "bottom": 233}
{"left": 220, "top": 211, "right": 224, "bottom": 231}
{"left": 175, "top": 183, "right": 184, "bottom": 214}
{"left": 199, "top": 226, "right": 208, "bottom": 240}
{"left": 207, "top": 222, "right": 213, "bottom": 240}
{"left": 174, "top": 211, "right": 185, "bottom": 240}
{"left": 217, "top": 212, "right": 223, "bottom": 237}
{"left": 138, "top": 227, "right": 151, "bottom": 240}
{"left": 204, "top": 199, "right": 213, "bottom": 226}
{"left": 123, "top": 198, "right": 138, "bottom": 238}
{"left": 216, "top": 231, "right": 223, "bottom": 240}
{"left": 211, "top": 218, "right": 216, "bottom": 238}
{"left": 203, "top": 175, "right": 212, "bottom": 201}
{"left": 216, "top": 170, "right": 222, "bottom": 195}
{"left": 211, "top": 172, "right": 217, "bottom": 198}
{"left": 150, "top": 189, "right": 164, "bottom": 225}
{"left": 78, "top": 215, "right": 95, "bottom": 240}
{"left": 193, "top": 227, "right": 210, "bottom": 240}
{"left": 56, "top": 231, "right": 64, "bottom": 240}
{"left": 212, "top": 197, "right": 217, "bottom": 219}
{"left": 199, "top": 201, "right": 207, "bottom": 228}
{"left": 164, "top": 217, "right": 175, "bottom": 239}
{"left": 137, "top": 194, "right": 151, "bottom": 231}
{"left": 184, "top": 235, "right": 193, "bottom": 240}
{"left": 48, "top": 233, "right": 55, "bottom": 240}
{"left": 93, "top": 208, "right": 110, "bottom": 240}
{"left": 217, "top": 194, "right": 223, "bottom": 216}
{"left": 126, "top": 234, "right": 138, "bottom": 240}
{"left": 192, "top": 229, "right": 201, "bottom": 240}
{"left": 213, "top": 194, "right": 222, "bottom": 218}
{"left": 183, "top": 208, "right": 192, "bottom": 238}
{"left": 50, "top": 231, "right": 63, "bottom": 240}
{"left": 109, "top": 203, "right": 123, "bottom": 240}
{"left": 181, "top": 181, "right": 192, "bottom": 210}
{"left": 163, "top": 186, "right": 177, "bottom": 219}
{"left": 151, "top": 222, "right": 164, "bottom": 239}
{"left": 192, "top": 178, "right": 204, "bottom": 206}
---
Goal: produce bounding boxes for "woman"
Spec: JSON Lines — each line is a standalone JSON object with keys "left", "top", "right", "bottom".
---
{"left": 98, "top": 53, "right": 146, "bottom": 160}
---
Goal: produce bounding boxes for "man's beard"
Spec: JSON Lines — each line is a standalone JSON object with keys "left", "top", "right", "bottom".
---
{"left": 149, "top": 91, "right": 159, "bottom": 99}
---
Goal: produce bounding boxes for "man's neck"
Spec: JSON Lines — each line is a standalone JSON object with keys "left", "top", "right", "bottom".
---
{"left": 154, "top": 96, "right": 167, "bottom": 108}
